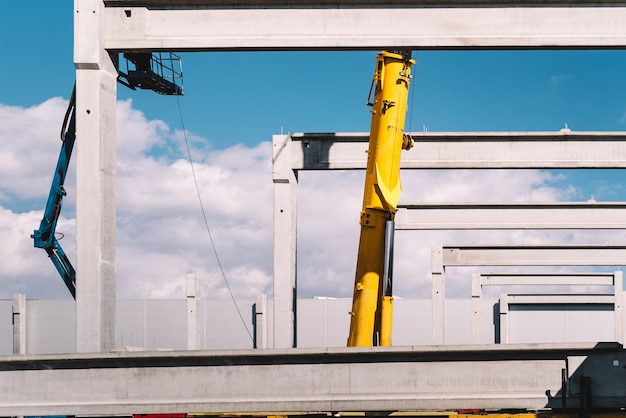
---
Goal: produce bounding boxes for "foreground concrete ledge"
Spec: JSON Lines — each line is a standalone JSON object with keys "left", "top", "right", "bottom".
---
{"left": 1, "top": 342, "right": 624, "bottom": 415}
{"left": 0, "top": 342, "right": 621, "bottom": 370}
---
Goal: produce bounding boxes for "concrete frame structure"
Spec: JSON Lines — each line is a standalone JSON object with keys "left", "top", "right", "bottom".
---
{"left": 499, "top": 292, "right": 621, "bottom": 344}
{"left": 4, "top": 0, "right": 626, "bottom": 413}
{"left": 471, "top": 272, "right": 624, "bottom": 344}
{"left": 275, "top": 132, "right": 626, "bottom": 346}
{"left": 76, "top": 0, "right": 626, "bottom": 352}
{"left": 432, "top": 246, "right": 626, "bottom": 344}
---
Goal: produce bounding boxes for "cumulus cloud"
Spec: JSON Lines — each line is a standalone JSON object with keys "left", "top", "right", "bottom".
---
{"left": 1, "top": 98, "right": 624, "bottom": 303}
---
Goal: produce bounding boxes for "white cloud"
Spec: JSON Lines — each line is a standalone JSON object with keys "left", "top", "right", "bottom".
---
{"left": 0, "top": 207, "right": 74, "bottom": 299}
{"left": 0, "top": 99, "right": 69, "bottom": 205}
{"left": 1, "top": 98, "right": 623, "bottom": 304}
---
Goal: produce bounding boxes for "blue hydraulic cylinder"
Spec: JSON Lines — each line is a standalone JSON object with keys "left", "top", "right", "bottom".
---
{"left": 31, "top": 89, "right": 77, "bottom": 299}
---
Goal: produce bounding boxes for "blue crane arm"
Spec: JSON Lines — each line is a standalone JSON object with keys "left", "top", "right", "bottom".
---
{"left": 31, "top": 86, "right": 77, "bottom": 299}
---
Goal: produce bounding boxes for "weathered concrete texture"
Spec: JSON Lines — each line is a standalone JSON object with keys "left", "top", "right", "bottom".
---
{"left": 103, "top": 5, "right": 626, "bottom": 50}
{"left": 103, "top": 0, "right": 626, "bottom": 7}
{"left": 1, "top": 343, "right": 625, "bottom": 415}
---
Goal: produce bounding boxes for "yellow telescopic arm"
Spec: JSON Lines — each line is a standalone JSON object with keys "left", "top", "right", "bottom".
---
{"left": 347, "top": 50, "right": 415, "bottom": 347}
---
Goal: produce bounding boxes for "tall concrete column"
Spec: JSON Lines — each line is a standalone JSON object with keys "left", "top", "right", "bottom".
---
{"left": 74, "top": 0, "right": 117, "bottom": 352}
{"left": 431, "top": 246, "right": 445, "bottom": 345}
{"left": 471, "top": 273, "right": 482, "bottom": 344}
{"left": 12, "top": 294, "right": 26, "bottom": 355}
{"left": 187, "top": 275, "right": 200, "bottom": 350}
{"left": 253, "top": 294, "right": 267, "bottom": 349}
{"left": 272, "top": 134, "right": 297, "bottom": 348}
{"left": 614, "top": 271, "right": 624, "bottom": 344}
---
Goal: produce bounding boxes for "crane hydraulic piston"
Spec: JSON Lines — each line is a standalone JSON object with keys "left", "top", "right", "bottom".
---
{"left": 32, "top": 85, "right": 77, "bottom": 299}
{"left": 347, "top": 50, "right": 415, "bottom": 347}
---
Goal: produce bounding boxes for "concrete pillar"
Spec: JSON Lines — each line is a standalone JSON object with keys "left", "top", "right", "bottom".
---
{"left": 499, "top": 293, "right": 510, "bottom": 344}
{"left": 253, "top": 294, "right": 267, "bottom": 349}
{"left": 12, "top": 294, "right": 26, "bottom": 355}
{"left": 471, "top": 273, "right": 482, "bottom": 344}
{"left": 187, "top": 275, "right": 200, "bottom": 350}
{"left": 431, "top": 246, "right": 445, "bottom": 345}
{"left": 614, "top": 271, "right": 624, "bottom": 344}
{"left": 272, "top": 134, "right": 297, "bottom": 348}
{"left": 74, "top": 0, "right": 118, "bottom": 352}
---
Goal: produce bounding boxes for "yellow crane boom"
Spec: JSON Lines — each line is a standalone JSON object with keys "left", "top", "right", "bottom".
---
{"left": 347, "top": 50, "right": 415, "bottom": 347}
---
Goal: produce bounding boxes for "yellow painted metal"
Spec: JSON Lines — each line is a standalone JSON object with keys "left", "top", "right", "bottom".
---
{"left": 347, "top": 50, "right": 415, "bottom": 347}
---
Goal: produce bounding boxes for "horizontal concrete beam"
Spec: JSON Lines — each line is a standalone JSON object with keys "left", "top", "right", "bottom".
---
{"left": 477, "top": 272, "right": 618, "bottom": 287}
{"left": 505, "top": 293, "right": 615, "bottom": 305}
{"left": 102, "top": 0, "right": 626, "bottom": 6}
{"left": 396, "top": 202, "right": 626, "bottom": 230}
{"left": 442, "top": 245, "right": 626, "bottom": 266}
{"left": 290, "top": 132, "right": 626, "bottom": 169}
{"left": 1, "top": 344, "right": 626, "bottom": 415}
{"left": 103, "top": 5, "right": 626, "bottom": 50}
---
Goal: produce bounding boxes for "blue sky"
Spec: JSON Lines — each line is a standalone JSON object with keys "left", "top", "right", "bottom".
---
{"left": 2, "top": 1, "right": 626, "bottom": 301}
{"left": 6, "top": 3, "right": 626, "bottom": 142}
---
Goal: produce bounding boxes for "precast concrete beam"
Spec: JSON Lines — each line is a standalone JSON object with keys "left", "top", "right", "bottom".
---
{"left": 396, "top": 202, "right": 626, "bottom": 230}
{"left": 290, "top": 132, "right": 626, "bottom": 170}
{"left": 102, "top": 4, "right": 626, "bottom": 50}
{"left": 1, "top": 344, "right": 625, "bottom": 415}
{"left": 442, "top": 245, "right": 626, "bottom": 266}
{"left": 101, "top": 0, "right": 626, "bottom": 5}
{"left": 476, "top": 272, "right": 618, "bottom": 287}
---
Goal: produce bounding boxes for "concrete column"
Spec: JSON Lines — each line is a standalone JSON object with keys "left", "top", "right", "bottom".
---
{"left": 74, "top": 0, "right": 118, "bottom": 352}
{"left": 253, "top": 294, "right": 267, "bottom": 349}
{"left": 187, "top": 275, "right": 200, "bottom": 350}
{"left": 272, "top": 134, "right": 297, "bottom": 348}
{"left": 431, "top": 246, "right": 445, "bottom": 345}
{"left": 12, "top": 294, "right": 26, "bottom": 355}
{"left": 614, "top": 271, "right": 624, "bottom": 344}
{"left": 471, "top": 273, "right": 482, "bottom": 344}
{"left": 499, "top": 293, "right": 510, "bottom": 344}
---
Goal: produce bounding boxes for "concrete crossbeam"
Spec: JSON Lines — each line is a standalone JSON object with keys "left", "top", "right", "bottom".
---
{"left": 442, "top": 245, "right": 626, "bottom": 266}
{"left": 103, "top": 5, "right": 626, "bottom": 50}
{"left": 101, "top": 0, "right": 626, "bottom": 5}
{"left": 504, "top": 293, "right": 615, "bottom": 305}
{"left": 475, "top": 272, "right": 618, "bottom": 287}
{"left": 396, "top": 202, "right": 626, "bottom": 230}
{"left": 290, "top": 132, "right": 626, "bottom": 169}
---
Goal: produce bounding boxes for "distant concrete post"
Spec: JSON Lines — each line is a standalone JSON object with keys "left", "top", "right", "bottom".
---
{"left": 75, "top": 0, "right": 118, "bottom": 352}
{"left": 187, "top": 275, "right": 200, "bottom": 350}
{"left": 431, "top": 246, "right": 445, "bottom": 345}
{"left": 272, "top": 135, "right": 298, "bottom": 348}
{"left": 471, "top": 273, "right": 482, "bottom": 344}
{"left": 253, "top": 294, "right": 267, "bottom": 349}
{"left": 12, "top": 294, "right": 26, "bottom": 355}
{"left": 614, "top": 271, "right": 624, "bottom": 344}
{"left": 499, "top": 293, "right": 510, "bottom": 344}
